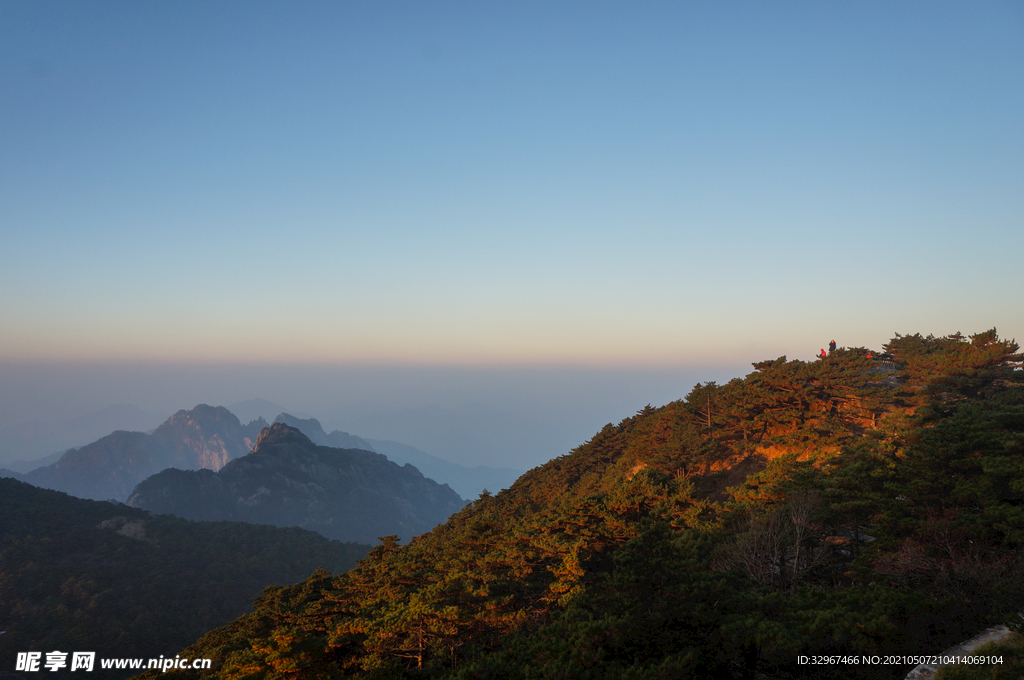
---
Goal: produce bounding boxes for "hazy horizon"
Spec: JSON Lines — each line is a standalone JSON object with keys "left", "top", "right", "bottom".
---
{"left": 0, "top": 359, "right": 752, "bottom": 469}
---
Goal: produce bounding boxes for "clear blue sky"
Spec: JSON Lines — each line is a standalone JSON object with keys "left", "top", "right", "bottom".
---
{"left": 1, "top": 2, "right": 1022, "bottom": 465}
{"left": 3, "top": 1, "right": 1021, "bottom": 365}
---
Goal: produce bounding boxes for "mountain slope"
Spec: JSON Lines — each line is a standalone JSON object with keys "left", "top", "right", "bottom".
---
{"left": 140, "top": 330, "right": 1024, "bottom": 680}
{"left": 1, "top": 449, "right": 62, "bottom": 474}
{"left": 0, "top": 478, "right": 369, "bottom": 679}
{"left": 269, "top": 413, "right": 523, "bottom": 498}
{"left": 366, "top": 437, "right": 523, "bottom": 498}
{"left": 127, "top": 423, "right": 467, "bottom": 543}
{"left": 0, "top": 467, "right": 23, "bottom": 481}
{"left": 23, "top": 430, "right": 156, "bottom": 501}
{"left": 20, "top": 405, "right": 265, "bottom": 501}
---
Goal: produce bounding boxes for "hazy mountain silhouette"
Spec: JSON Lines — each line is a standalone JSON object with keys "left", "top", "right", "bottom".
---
{"left": 268, "top": 414, "right": 524, "bottom": 498}
{"left": 127, "top": 423, "right": 467, "bottom": 544}
{"left": 21, "top": 405, "right": 265, "bottom": 501}
{"left": 366, "top": 438, "right": 522, "bottom": 499}
{"left": 4, "top": 401, "right": 519, "bottom": 519}
{"left": 228, "top": 398, "right": 301, "bottom": 425}
{"left": 273, "top": 412, "right": 376, "bottom": 451}
{"left": 2, "top": 449, "right": 64, "bottom": 474}
{"left": 0, "top": 467, "right": 23, "bottom": 481}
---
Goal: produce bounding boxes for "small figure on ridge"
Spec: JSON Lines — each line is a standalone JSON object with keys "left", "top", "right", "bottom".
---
{"left": 829, "top": 339, "right": 837, "bottom": 353}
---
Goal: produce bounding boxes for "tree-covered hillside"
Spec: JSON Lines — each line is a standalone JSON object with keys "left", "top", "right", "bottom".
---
{"left": 136, "top": 330, "right": 1024, "bottom": 680}
{"left": 0, "top": 480, "right": 370, "bottom": 678}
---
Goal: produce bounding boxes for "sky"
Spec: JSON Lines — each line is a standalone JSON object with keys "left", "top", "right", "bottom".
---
{"left": 1, "top": 2, "right": 1022, "bottom": 468}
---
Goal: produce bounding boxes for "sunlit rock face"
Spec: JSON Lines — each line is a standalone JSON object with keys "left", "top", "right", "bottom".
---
{"left": 127, "top": 423, "right": 468, "bottom": 544}
{"left": 151, "top": 405, "right": 262, "bottom": 471}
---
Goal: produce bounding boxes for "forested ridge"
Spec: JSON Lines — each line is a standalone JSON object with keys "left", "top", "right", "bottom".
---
{"left": 0, "top": 481, "right": 370, "bottom": 678}
{"left": 137, "top": 330, "right": 1024, "bottom": 680}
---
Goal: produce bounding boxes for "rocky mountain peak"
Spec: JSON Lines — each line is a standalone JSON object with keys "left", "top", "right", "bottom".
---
{"left": 252, "top": 422, "right": 314, "bottom": 451}
{"left": 245, "top": 416, "right": 270, "bottom": 430}
{"left": 155, "top": 404, "right": 242, "bottom": 436}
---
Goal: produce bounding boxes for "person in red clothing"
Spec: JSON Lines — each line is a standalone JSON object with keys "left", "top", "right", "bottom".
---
{"left": 819, "top": 348, "right": 827, "bottom": 357}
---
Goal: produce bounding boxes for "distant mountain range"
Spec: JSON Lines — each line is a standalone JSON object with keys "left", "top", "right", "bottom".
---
{"left": 10, "top": 405, "right": 266, "bottom": 501}
{"left": 1, "top": 405, "right": 489, "bottom": 581}
{"left": 272, "top": 412, "right": 376, "bottom": 450}
{"left": 227, "top": 398, "right": 314, "bottom": 425}
{"left": 271, "top": 413, "right": 523, "bottom": 498}
{"left": 127, "top": 423, "right": 467, "bottom": 543}
{"left": 1, "top": 403, "right": 524, "bottom": 506}
{"left": 2, "top": 448, "right": 63, "bottom": 474}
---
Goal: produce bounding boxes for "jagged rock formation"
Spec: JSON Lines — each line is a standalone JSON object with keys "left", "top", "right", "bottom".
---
{"left": 22, "top": 405, "right": 266, "bottom": 502}
{"left": 127, "top": 423, "right": 467, "bottom": 544}
{"left": 152, "top": 405, "right": 265, "bottom": 469}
